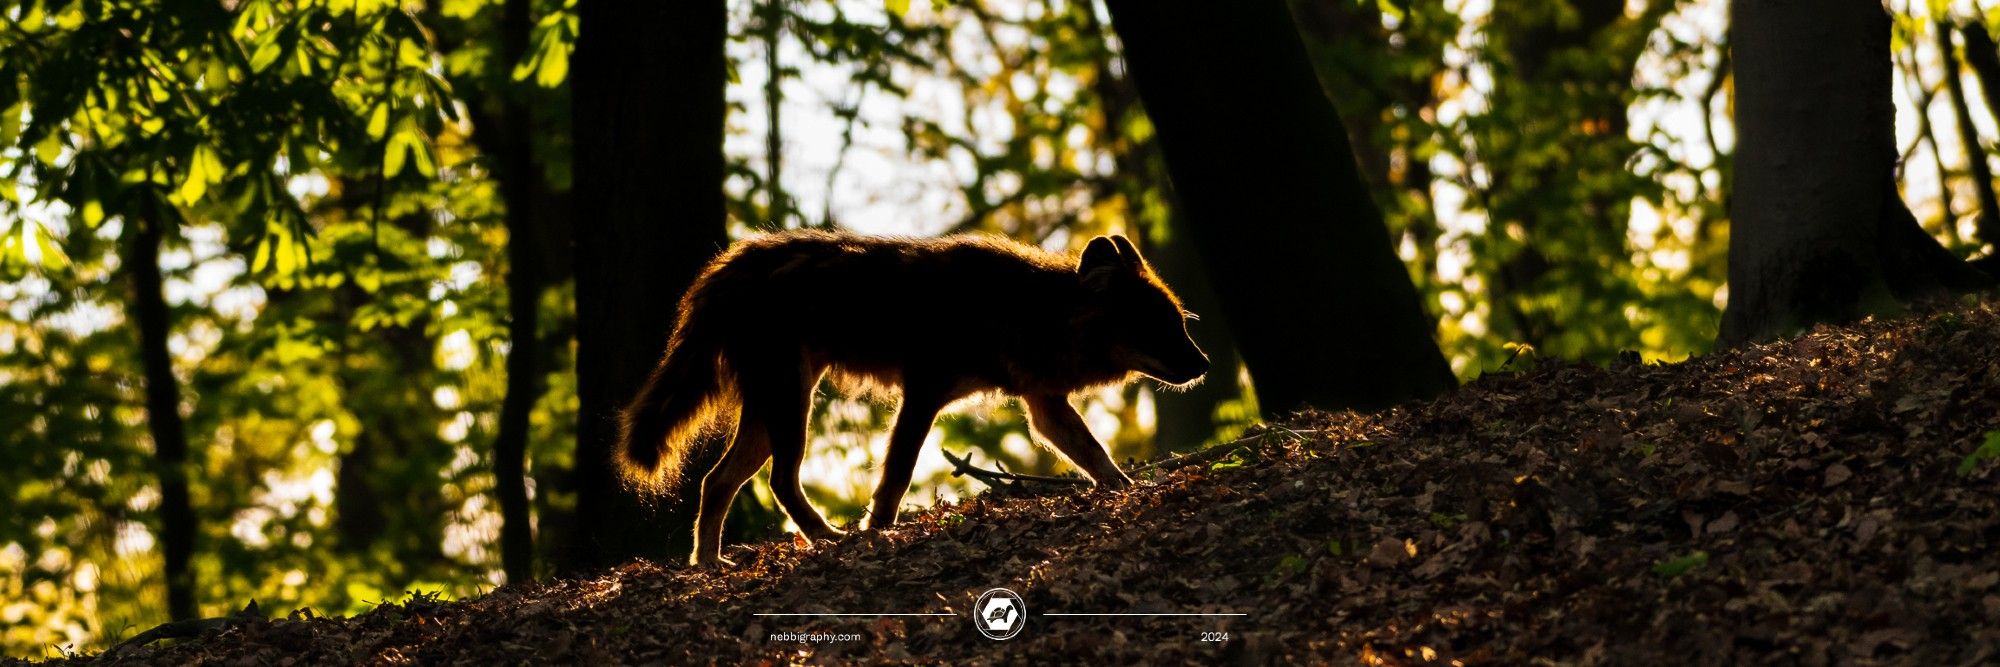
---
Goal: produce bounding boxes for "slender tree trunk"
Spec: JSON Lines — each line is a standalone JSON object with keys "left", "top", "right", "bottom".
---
{"left": 762, "top": 0, "right": 788, "bottom": 229}
{"left": 1102, "top": 0, "right": 1454, "bottom": 415}
{"left": 1953, "top": 22, "right": 2000, "bottom": 247}
{"left": 1936, "top": 23, "right": 2000, "bottom": 239}
{"left": 482, "top": 0, "right": 542, "bottom": 586}
{"left": 1897, "top": 41, "right": 1960, "bottom": 247}
{"left": 128, "top": 191, "right": 196, "bottom": 622}
{"left": 1719, "top": 0, "right": 1989, "bottom": 346}
{"left": 567, "top": 0, "right": 730, "bottom": 571}
{"left": 425, "top": 1, "right": 548, "bottom": 582}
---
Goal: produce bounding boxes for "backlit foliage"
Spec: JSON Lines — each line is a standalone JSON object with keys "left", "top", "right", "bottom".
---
{"left": 5, "top": 0, "right": 1996, "bottom": 656}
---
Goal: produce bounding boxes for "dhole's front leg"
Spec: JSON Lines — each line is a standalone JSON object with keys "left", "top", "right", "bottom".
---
{"left": 867, "top": 383, "right": 950, "bottom": 529}
{"left": 1024, "top": 393, "right": 1134, "bottom": 490}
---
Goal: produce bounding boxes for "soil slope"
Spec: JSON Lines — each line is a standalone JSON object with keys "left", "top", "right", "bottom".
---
{"left": 46, "top": 301, "right": 2000, "bottom": 665}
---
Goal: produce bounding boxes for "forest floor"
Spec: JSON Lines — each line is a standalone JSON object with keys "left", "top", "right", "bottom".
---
{"left": 42, "top": 299, "right": 2000, "bottom": 665}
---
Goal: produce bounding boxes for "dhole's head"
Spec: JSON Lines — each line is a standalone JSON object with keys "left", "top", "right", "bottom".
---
{"left": 1078, "top": 235, "right": 1210, "bottom": 386}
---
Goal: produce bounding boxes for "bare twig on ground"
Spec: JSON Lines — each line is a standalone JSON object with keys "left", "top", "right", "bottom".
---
{"left": 943, "top": 426, "right": 1330, "bottom": 489}
{"left": 941, "top": 449, "right": 1089, "bottom": 487}
{"left": 108, "top": 601, "right": 262, "bottom": 656}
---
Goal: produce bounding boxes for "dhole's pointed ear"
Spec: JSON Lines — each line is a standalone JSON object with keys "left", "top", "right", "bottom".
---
{"left": 1079, "top": 236, "right": 1125, "bottom": 290}
{"left": 1108, "top": 235, "right": 1145, "bottom": 268}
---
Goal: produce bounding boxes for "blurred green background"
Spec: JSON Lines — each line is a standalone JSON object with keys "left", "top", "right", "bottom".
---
{"left": 1, "top": 0, "right": 1992, "bottom": 656}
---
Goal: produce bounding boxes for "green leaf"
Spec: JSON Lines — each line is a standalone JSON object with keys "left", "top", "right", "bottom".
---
{"left": 397, "top": 40, "right": 431, "bottom": 71}
{"left": 0, "top": 103, "right": 21, "bottom": 145}
{"left": 1958, "top": 431, "right": 2000, "bottom": 476}
{"left": 177, "top": 169, "right": 206, "bottom": 205}
{"left": 383, "top": 132, "right": 411, "bottom": 177}
{"left": 197, "top": 145, "right": 225, "bottom": 181}
{"left": 1209, "top": 454, "right": 1244, "bottom": 471}
{"left": 274, "top": 227, "right": 299, "bottom": 276}
{"left": 29, "top": 220, "right": 69, "bottom": 270}
{"left": 886, "top": 0, "right": 910, "bottom": 16}
{"left": 514, "top": 29, "right": 572, "bottom": 88}
{"left": 34, "top": 133, "right": 63, "bottom": 165}
{"left": 1652, "top": 551, "right": 1708, "bottom": 578}
{"left": 408, "top": 136, "right": 436, "bottom": 177}
{"left": 177, "top": 145, "right": 221, "bottom": 204}
{"left": 534, "top": 41, "right": 571, "bottom": 88}
{"left": 381, "top": 122, "right": 436, "bottom": 178}
{"left": 251, "top": 233, "right": 274, "bottom": 273}
{"left": 79, "top": 200, "right": 104, "bottom": 227}
{"left": 249, "top": 39, "right": 284, "bottom": 72}
{"left": 0, "top": 221, "right": 21, "bottom": 275}
{"left": 366, "top": 103, "right": 390, "bottom": 139}
{"left": 1376, "top": 0, "right": 1406, "bottom": 22}
{"left": 510, "top": 49, "right": 544, "bottom": 83}
{"left": 441, "top": 0, "right": 481, "bottom": 19}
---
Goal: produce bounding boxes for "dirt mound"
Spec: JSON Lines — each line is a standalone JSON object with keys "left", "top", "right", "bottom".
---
{"left": 56, "top": 301, "right": 2000, "bottom": 665}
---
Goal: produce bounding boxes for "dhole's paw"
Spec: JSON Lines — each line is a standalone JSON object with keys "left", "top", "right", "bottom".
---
{"left": 690, "top": 553, "right": 735, "bottom": 570}
{"left": 799, "top": 525, "right": 848, "bottom": 542}
{"left": 1095, "top": 475, "right": 1134, "bottom": 491}
{"left": 694, "top": 544, "right": 760, "bottom": 569}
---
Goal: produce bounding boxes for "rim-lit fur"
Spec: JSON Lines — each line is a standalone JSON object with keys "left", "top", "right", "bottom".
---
{"left": 614, "top": 230, "right": 1208, "bottom": 563}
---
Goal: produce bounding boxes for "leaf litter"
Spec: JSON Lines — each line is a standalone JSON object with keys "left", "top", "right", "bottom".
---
{"left": 42, "top": 300, "right": 2000, "bottom": 665}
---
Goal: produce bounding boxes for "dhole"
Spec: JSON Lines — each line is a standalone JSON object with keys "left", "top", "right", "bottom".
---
{"left": 616, "top": 231, "right": 1209, "bottom": 565}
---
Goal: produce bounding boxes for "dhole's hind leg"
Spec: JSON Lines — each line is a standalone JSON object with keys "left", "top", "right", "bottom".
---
{"left": 691, "top": 414, "right": 771, "bottom": 567}
{"left": 743, "top": 362, "right": 844, "bottom": 542}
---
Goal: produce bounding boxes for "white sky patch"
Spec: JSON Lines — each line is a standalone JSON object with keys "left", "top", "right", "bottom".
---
{"left": 310, "top": 419, "right": 339, "bottom": 455}
{"left": 434, "top": 385, "right": 464, "bottom": 410}
{"left": 437, "top": 329, "right": 476, "bottom": 371}
{"left": 448, "top": 260, "right": 482, "bottom": 292}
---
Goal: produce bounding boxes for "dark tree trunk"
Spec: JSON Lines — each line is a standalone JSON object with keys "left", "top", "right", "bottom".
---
{"left": 329, "top": 277, "right": 452, "bottom": 567}
{"left": 484, "top": 0, "right": 542, "bottom": 586}
{"left": 128, "top": 191, "right": 196, "bottom": 622}
{"left": 332, "top": 428, "right": 385, "bottom": 548}
{"left": 312, "top": 178, "right": 452, "bottom": 572}
{"left": 566, "top": 0, "right": 730, "bottom": 571}
{"left": 1143, "top": 223, "right": 1243, "bottom": 449}
{"left": 1101, "top": 0, "right": 1455, "bottom": 415}
{"left": 426, "top": 0, "right": 551, "bottom": 582}
{"left": 1080, "top": 4, "right": 1241, "bottom": 450}
{"left": 1719, "top": 1, "right": 1989, "bottom": 347}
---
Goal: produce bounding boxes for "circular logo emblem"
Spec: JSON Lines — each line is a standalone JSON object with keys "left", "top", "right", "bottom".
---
{"left": 973, "top": 588, "right": 1026, "bottom": 640}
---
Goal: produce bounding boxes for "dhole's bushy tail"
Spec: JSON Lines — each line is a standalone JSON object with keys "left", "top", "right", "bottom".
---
{"left": 614, "top": 292, "right": 737, "bottom": 496}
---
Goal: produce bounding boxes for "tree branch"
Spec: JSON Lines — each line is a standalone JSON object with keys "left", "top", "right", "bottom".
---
{"left": 941, "top": 449, "right": 1088, "bottom": 487}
